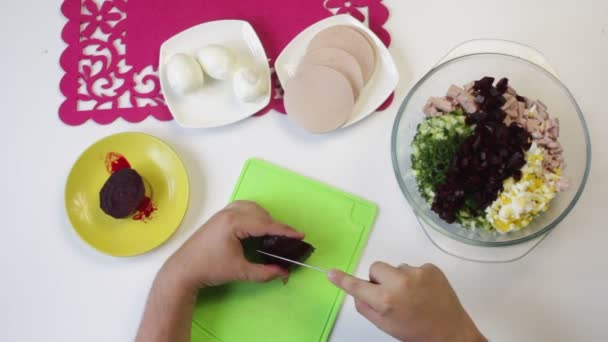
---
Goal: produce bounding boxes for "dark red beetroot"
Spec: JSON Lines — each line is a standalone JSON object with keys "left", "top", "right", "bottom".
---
{"left": 259, "top": 236, "right": 315, "bottom": 270}
{"left": 431, "top": 77, "right": 531, "bottom": 223}
{"left": 99, "top": 168, "right": 146, "bottom": 219}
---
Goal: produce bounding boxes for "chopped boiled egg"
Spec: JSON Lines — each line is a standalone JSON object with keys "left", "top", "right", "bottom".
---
{"left": 485, "top": 143, "right": 560, "bottom": 233}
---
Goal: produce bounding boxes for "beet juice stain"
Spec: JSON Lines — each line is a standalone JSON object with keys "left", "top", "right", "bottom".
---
{"left": 104, "top": 152, "right": 131, "bottom": 173}
{"left": 104, "top": 152, "right": 157, "bottom": 222}
{"left": 133, "top": 197, "right": 156, "bottom": 221}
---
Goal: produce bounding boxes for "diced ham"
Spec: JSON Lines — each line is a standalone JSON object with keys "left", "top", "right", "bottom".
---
{"left": 531, "top": 131, "right": 544, "bottom": 139}
{"left": 447, "top": 85, "right": 463, "bottom": 99}
{"left": 544, "top": 155, "right": 561, "bottom": 170}
{"left": 506, "top": 107, "right": 518, "bottom": 118}
{"left": 502, "top": 95, "right": 517, "bottom": 112}
{"left": 537, "top": 100, "right": 548, "bottom": 111}
{"left": 423, "top": 99, "right": 439, "bottom": 117}
{"left": 433, "top": 97, "right": 455, "bottom": 112}
{"left": 537, "top": 136, "right": 553, "bottom": 146}
{"left": 547, "top": 140, "right": 561, "bottom": 150}
{"left": 456, "top": 92, "right": 477, "bottom": 113}
{"left": 547, "top": 118, "right": 558, "bottom": 130}
{"left": 549, "top": 147, "right": 563, "bottom": 155}
{"left": 517, "top": 102, "right": 527, "bottom": 117}
{"left": 548, "top": 125, "right": 559, "bottom": 139}
{"left": 527, "top": 119, "right": 542, "bottom": 132}
{"left": 505, "top": 108, "right": 519, "bottom": 119}
{"left": 503, "top": 93, "right": 516, "bottom": 101}
{"left": 464, "top": 81, "right": 475, "bottom": 93}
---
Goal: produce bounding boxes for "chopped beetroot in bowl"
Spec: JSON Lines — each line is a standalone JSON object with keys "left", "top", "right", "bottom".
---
{"left": 416, "top": 76, "right": 567, "bottom": 233}
{"left": 392, "top": 53, "right": 590, "bottom": 247}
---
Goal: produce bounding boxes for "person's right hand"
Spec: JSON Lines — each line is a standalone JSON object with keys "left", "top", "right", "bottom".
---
{"left": 328, "top": 262, "right": 485, "bottom": 342}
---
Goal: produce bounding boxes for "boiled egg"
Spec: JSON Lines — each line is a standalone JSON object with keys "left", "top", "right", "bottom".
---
{"left": 165, "top": 53, "right": 205, "bottom": 94}
{"left": 233, "top": 67, "right": 267, "bottom": 102}
{"left": 196, "top": 45, "right": 236, "bottom": 80}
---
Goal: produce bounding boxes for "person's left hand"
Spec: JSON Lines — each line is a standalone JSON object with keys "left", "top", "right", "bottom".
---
{"left": 159, "top": 201, "right": 304, "bottom": 291}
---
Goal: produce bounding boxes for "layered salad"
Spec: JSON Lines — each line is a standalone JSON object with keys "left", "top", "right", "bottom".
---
{"left": 412, "top": 77, "right": 568, "bottom": 233}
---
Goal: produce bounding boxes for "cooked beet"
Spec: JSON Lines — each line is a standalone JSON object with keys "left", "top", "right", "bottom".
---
{"left": 431, "top": 77, "right": 531, "bottom": 222}
{"left": 474, "top": 76, "right": 495, "bottom": 91}
{"left": 259, "top": 236, "right": 315, "bottom": 270}
{"left": 496, "top": 77, "right": 509, "bottom": 94}
{"left": 99, "top": 168, "right": 145, "bottom": 219}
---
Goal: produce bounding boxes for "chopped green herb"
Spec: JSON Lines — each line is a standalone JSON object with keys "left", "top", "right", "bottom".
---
{"left": 411, "top": 113, "right": 472, "bottom": 202}
{"left": 410, "top": 111, "right": 492, "bottom": 229}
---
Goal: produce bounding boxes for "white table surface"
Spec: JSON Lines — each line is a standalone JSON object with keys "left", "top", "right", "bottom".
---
{"left": 2, "top": 1, "right": 607, "bottom": 341}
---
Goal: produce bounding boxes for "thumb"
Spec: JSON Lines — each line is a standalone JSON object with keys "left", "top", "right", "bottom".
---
{"left": 241, "top": 263, "right": 289, "bottom": 283}
{"left": 327, "top": 269, "right": 371, "bottom": 294}
{"left": 327, "top": 269, "right": 383, "bottom": 311}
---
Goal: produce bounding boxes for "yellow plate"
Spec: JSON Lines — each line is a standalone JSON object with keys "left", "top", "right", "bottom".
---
{"left": 65, "top": 132, "right": 190, "bottom": 256}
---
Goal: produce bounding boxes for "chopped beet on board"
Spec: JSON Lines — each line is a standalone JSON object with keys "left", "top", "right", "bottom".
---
{"left": 431, "top": 77, "right": 532, "bottom": 223}
{"left": 259, "top": 236, "right": 315, "bottom": 270}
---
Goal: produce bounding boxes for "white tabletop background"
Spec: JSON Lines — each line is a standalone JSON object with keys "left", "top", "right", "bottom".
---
{"left": 2, "top": 1, "right": 607, "bottom": 341}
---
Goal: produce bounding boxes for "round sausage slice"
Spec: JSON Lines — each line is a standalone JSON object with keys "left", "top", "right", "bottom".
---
{"left": 300, "top": 47, "right": 365, "bottom": 99}
{"left": 284, "top": 65, "right": 354, "bottom": 134}
{"left": 307, "top": 25, "right": 376, "bottom": 83}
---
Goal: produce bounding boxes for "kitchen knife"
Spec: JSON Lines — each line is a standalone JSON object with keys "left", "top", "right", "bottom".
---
{"left": 257, "top": 250, "right": 328, "bottom": 274}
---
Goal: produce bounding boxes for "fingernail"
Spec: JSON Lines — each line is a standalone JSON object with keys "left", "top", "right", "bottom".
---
{"left": 327, "top": 269, "right": 341, "bottom": 282}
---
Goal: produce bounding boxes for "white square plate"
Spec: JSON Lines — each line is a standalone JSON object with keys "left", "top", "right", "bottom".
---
{"left": 275, "top": 15, "right": 399, "bottom": 128}
{"left": 159, "top": 20, "right": 271, "bottom": 128}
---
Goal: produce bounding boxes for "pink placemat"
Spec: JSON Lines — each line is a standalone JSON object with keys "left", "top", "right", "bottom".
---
{"left": 60, "top": 0, "right": 393, "bottom": 126}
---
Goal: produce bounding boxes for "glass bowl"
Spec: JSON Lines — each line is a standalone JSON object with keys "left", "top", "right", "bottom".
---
{"left": 391, "top": 52, "right": 591, "bottom": 247}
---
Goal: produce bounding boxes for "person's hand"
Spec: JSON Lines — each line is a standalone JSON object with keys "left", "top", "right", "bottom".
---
{"left": 328, "top": 262, "right": 485, "bottom": 342}
{"left": 160, "top": 201, "right": 304, "bottom": 291}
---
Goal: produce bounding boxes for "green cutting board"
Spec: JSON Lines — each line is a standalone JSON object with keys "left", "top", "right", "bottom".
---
{"left": 191, "top": 159, "right": 377, "bottom": 342}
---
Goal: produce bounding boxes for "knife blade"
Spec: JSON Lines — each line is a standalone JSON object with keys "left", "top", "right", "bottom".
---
{"left": 257, "top": 250, "right": 328, "bottom": 274}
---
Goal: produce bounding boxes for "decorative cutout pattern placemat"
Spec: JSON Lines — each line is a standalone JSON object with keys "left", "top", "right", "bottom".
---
{"left": 60, "top": 0, "right": 392, "bottom": 125}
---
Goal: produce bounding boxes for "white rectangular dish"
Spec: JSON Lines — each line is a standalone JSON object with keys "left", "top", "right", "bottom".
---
{"left": 159, "top": 20, "right": 271, "bottom": 128}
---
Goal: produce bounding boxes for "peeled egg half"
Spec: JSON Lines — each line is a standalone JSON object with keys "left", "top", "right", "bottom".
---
{"left": 165, "top": 53, "right": 205, "bottom": 94}
{"left": 233, "top": 67, "right": 267, "bottom": 102}
{"left": 196, "top": 45, "right": 236, "bottom": 80}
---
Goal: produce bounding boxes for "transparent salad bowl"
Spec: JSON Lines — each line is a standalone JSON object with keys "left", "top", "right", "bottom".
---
{"left": 391, "top": 40, "right": 591, "bottom": 262}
